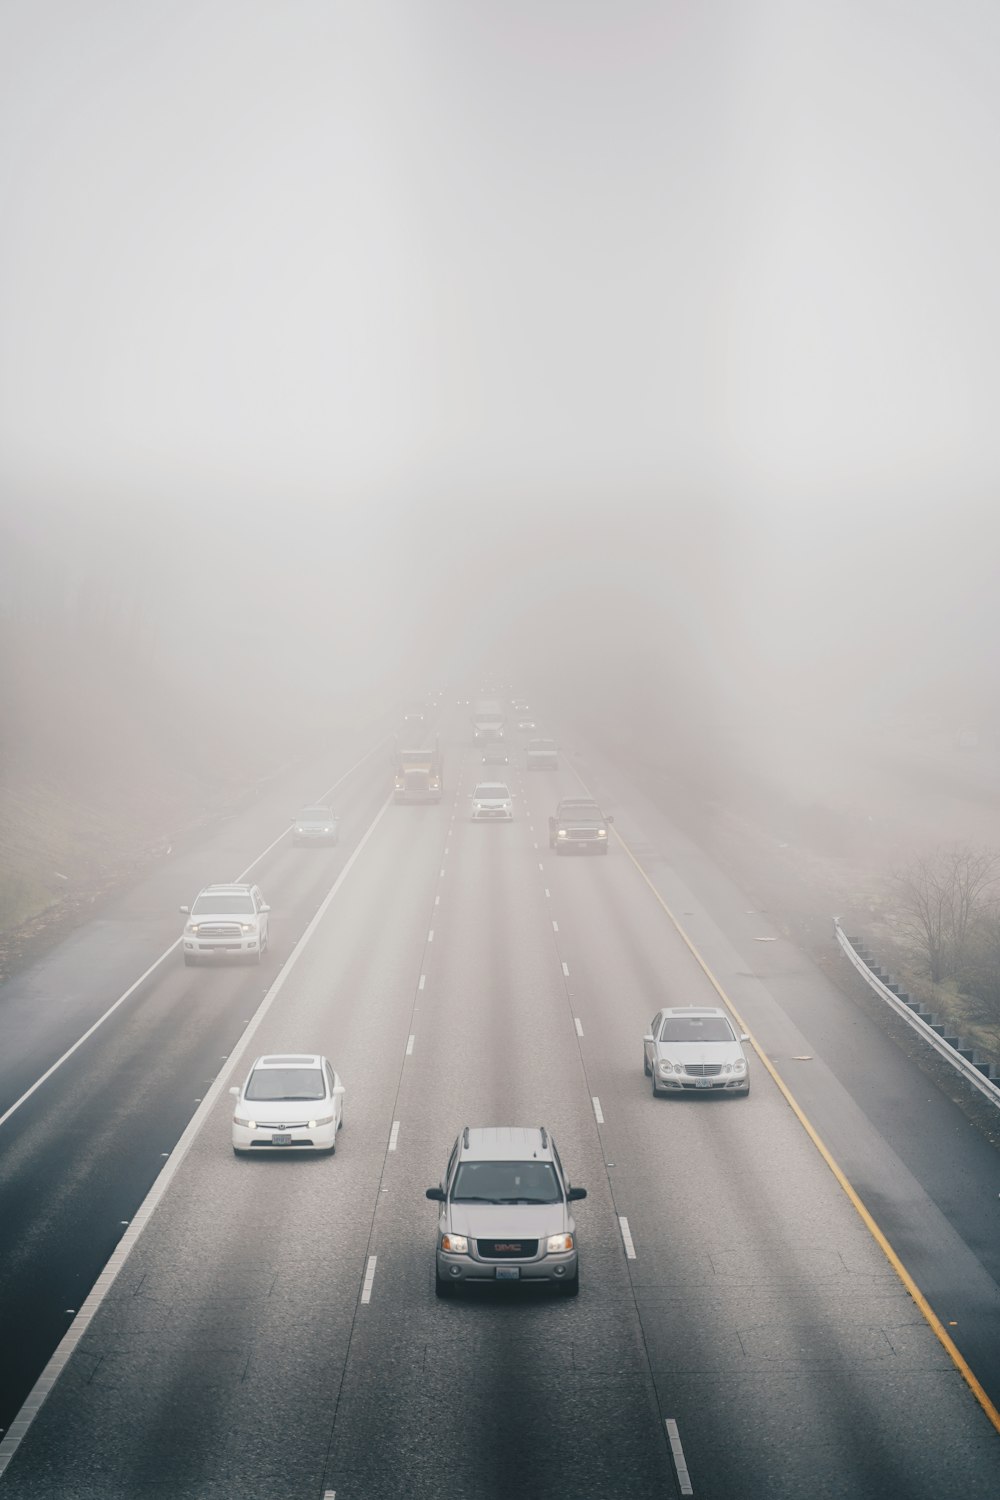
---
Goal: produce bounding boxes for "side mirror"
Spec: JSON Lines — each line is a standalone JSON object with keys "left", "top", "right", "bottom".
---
{"left": 332, "top": 1085, "right": 345, "bottom": 1096}
{"left": 568, "top": 1186, "right": 587, "bottom": 1201}
{"left": 259, "top": 903, "right": 270, "bottom": 914}
{"left": 425, "top": 1186, "right": 445, "bottom": 1201}
{"left": 740, "top": 1033, "right": 750, "bottom": 1043}
{"left": 228, "top": 1086, "right": 240, "bottom": 1098}
{"left": 643, "top": 1034, "right": 654, "bottom": 1044}
{"left": 179, "top": 905, "right": 190, "bottom": 914}
{"left": 606, "top": 814, "right": 614, "bottom": 824}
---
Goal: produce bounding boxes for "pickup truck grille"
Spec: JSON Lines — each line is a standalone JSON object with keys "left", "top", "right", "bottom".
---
{"left": 196, "top": 923, "right": 244, "bottom": 939}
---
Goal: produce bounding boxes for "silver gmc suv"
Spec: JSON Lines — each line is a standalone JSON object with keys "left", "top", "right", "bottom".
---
{"left": 426, "top": 1126, "right": 586, "bottom": 1297}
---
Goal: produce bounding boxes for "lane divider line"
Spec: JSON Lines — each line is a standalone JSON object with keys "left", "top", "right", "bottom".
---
{"left": 618, "top": 1215, "right": 637, "bottom": 1260}
{"left": 561, "top": 961, "right": 570, "bottom": 977}
{"left": 388, "top": 1121, "right": 400, "bottom": 1152}
{"left": 418, "top": 975, "right": 426, "bottom": 991}
{"left": 361, "top": 1256, "right": 378, "bottom": 1305}
{"left": 427, "top": 930, "right": 434, "bottom": 943}
{"left": 406, "top": 1035, "right": 415, "bottom": 1056}
{"left": 592, "top": 1096, "right": 604, "bottom": 1125}
{"left": 610, "top": 821, "right": 1000, "bottom": 1438}
{"left": 665, "top": 1420, "right": 694, "bottom": 1496}
{"left": 0, "top": 792, "right": 394, "bottom": 1478}
{"left": 552, "top": 920, "right": 559, "bottom": 932}
{"left": 575, "top": 1018, "right": 584, "bottom": 1037}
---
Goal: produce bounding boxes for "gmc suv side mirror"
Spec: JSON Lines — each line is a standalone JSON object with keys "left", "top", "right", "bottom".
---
{"left": 425, "top": 1186, "right": 445, "bottom": 1201}
{"left": 568, "top": 1186, "right": 587, "bottom": 1201}
{"left": 643, "top": 1034, "right": 654, "bottom": 1044}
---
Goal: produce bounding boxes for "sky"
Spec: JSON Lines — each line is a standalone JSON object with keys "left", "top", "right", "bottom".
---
{"left": 2, "top": 0, "right": 999, "bottom": 721}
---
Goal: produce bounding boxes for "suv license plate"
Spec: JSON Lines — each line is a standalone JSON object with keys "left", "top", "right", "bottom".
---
{"left": 271, "top": 1132, "right": 292, "bottom": 1145}
{"left": 495, "top": 1267, "right": 520, "bottom": 1281}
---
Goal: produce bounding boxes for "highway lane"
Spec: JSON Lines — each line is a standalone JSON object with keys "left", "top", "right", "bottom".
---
{"left": 0, "top": 734, "right": 392, "bottom": 1438}
{"left": 543, "top": 733, "right": 1000, "bottom": 1410}
{"left": 1, "top": 724, "right": 999, "bottom": 1495}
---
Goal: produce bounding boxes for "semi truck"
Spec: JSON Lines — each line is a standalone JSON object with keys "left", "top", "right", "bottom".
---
{"left": 393, "top": 738, "right": 444, "bottom": 802}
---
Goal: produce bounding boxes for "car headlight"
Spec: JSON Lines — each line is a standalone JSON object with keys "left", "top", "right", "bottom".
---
{"left": 186, "top": 922, "right": 199, "bottom": 934}
{"left": 722, "top": 1063, "right": 733, "bottom": 1074}
{"left": 557, "top": 829, "right": 568, "bottom": 838}
{"left": 309, "top": 1115, "right": 334, "bottom": 1129}
{"left": 597, "top": 828, "right": 607, "bottom": 837}
{"left": 234, "top": 1115, "right": 256, "bottom": 1128}
{"left": 732, "top": 1058, "right": 747, "bottom": 1073}
{"left": 324, "top": 826, "right": 333, "bottom": 833}
{"left": 659, "top": 1059, "right": 682, "bottom": 1074}
{"left": 240, "top": 923, "right": 254, "bottom": 933}
{"left": 441, "top": 1234, "right": 468, "bottom": 1253}
{"left": 546, "top": 1233, "right": 574, "bottom": 1253}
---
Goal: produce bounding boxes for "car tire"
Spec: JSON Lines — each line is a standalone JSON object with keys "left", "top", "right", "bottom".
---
{"left": 184, "top": 955, "right": 195, "bottom": 967}
{"left": 651, "top": 1074, "right": 662, "bottom": 1098}
{"left": 435, "top": 1273, "right": 456, "bottom": 1299}
{"left": 739, "top": 1083, "right": 750, "bottom": 1097}
{"left": 643, "top": 1055, "right": 651, "bottom": 1076}
{"left": 559, "top": 1269, "right": 580, "bottom": 1297}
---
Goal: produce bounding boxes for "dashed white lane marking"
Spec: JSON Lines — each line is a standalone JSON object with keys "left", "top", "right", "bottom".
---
{"left": 592, "top": 1096, "right": 604, "bottom": 1124}
{"left": 406, "top": 1034, "right": 415, "bottom": 1055}
{"left": 533, "top": 841, "right": 538, "bottom": 849}
{"left": 538, "top": 861, "right": 544, "bottom": 871}
{"left": 427, "top": 929, "right": 435, "bottom": 942}
{"left": 434, "top": 894, "right": 440, "bottom": 905}
{"left": 419, "top": 974, "right": 426, "bottom": 991}
{"left": 561, "top": 961, "right": 570, "bottom": 977}
{"left": 619, "top": 1216, "right": 637, "bottom": 1260}
{"left": 544, "top": 887, "right": 550, "bottom": 898}
{"left": 552, "top": 920, "right": 559, "bottom": 932}
{"left": 665, "top": 1419, "right": 694, "bottom": 1494}
{"left": 361, "top": 1256, "right": 378, "bottom": 1304}
{"left": 388, "top": 1121, "right": 400, "bottom": 1152}
{"left": 574, "top": 1017, "right": 584, "bottom": 1037}
{"left": 440, "top": 868, "right": 446, "bottom": 877}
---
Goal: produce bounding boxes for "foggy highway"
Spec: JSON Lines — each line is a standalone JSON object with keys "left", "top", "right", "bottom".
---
{"left": 1, "top": 707, "right": 998, "bottom": 1499}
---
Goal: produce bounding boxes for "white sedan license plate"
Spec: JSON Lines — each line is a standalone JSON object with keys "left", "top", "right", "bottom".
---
{"left": 271, "top": 1132, "right": 292, "bottom": 1145}
{"left": 495, "top": 1266, "right": 520, "bottom": 1280}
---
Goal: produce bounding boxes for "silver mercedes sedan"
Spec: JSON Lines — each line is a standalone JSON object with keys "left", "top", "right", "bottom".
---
{"left": 643, "top": 1006, "right": 750, "bottom": 1097}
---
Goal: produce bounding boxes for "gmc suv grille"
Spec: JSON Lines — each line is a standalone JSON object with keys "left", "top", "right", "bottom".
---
{"left": 477, "top": 1239, "right": 539, "bottom": 1259}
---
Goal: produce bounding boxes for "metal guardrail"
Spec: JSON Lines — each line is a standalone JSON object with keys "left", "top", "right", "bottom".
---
{"left": 833, "top": 917, "right": 1000, "bottom": 1110}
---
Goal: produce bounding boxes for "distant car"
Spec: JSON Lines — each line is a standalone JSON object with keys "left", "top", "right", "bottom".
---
{"left": 526, "top": 738, "right": 558, "bottom": 771}
{"left": 180, "top": 883, "right": 270, "bottom": 966}
{"left": 644, "top": 1007, "right": 750, "bottom": 1096}
{"left": 471, "top": 782, "right": 514, "bottom": 820}
{"left": 481, "top": 745, "right": 509, "bottom": 766}
{"left": 292, "top": 804, "right": 340, "bottom": 845}
{"left": 516, "top": 717, "right": 537, "bottom": 732}
{"left": 230, "top": 1053, "right": 344, "bottom": 1154}
{"left": 426, "top": 1125, "right": 586, "bottom": 1297}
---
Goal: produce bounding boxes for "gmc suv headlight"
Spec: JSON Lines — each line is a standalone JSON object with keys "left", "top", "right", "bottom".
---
{"left": 441, "top": 1234, "right": 468, "bottom": 1253}
{"left": 597, "top": 828, "right": 607, "bottom": 837}
{"left": 546, "top": 1233, "right": 573, "bottom": 1253}
{"left": 557, "top": 829, "right": 568, "bottom": 838}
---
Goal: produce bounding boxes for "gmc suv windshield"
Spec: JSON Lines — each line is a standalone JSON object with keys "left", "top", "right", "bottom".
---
{"left": 452, "top": 1161, "right": 560, "bottom": 1203}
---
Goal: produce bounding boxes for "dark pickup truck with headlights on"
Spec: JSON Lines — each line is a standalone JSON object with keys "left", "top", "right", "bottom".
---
{"left": 548, "top": 798, "right": 613, "bottom": 854}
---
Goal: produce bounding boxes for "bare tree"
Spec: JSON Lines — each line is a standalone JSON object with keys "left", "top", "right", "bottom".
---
{"left": 893, "top": 844, "right": 1000, "bottom": 983}
{"left": 954, "top": 904, "right": 1000, "bottom": 1045}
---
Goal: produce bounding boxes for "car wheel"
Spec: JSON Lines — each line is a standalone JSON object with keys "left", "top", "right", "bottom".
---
{"left": 183, "top": 954, "right": 195, "bottom": 967}
{"left": 435, "top": 1273, "right": 456, "bottom": 1299}
{"left": 559, "top": 1269, "right": 580, "bottom": 1297}
{"left": 740, "top": 1083, "right": 751, "bottom": 1097}
{"left": 651, "top": 1074, "right": 661, "bottom": 1098}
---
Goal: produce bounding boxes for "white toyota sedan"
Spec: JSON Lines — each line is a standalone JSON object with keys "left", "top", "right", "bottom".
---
{"left": 230, "top": 1054, "right": 345, "bottom": 1154}
{"left": 470, "top": 782, "right": 514, "bottom": 820}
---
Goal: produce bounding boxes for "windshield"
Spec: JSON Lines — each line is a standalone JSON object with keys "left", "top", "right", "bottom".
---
{"left": 659, "top": 1017, "right": 735, "bottom": 1044}
{"left": 191, "top": 892, "right": 254, "bottom": 915}
{"left": 245, "top": 1068, "right": 325, "bottom": 1101}
{"left": 298, "top": 808, "right": 333, "bottom": 820}
{"left": 474, "top": 785, "right": 509, "bottom": 798}
{"left": 452, "top": 1160, "right": 561, "bottom": 1204}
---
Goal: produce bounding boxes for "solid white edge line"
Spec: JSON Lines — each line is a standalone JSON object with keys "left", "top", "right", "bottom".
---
{"left": 388, "top": 1121, "right": 400, "bottom": 1152}
{"left": 618, "top": 1215, "right": 637, "bottom": 1260}
{"left": 361, "top": 1255, "right": 378, "bottom": 1304}
{"left": 574, "top": 1017, "right": 584, "bottom": 1037}
{"left": 0, "top": 794, "right": 393, "bottom": 1479}
{"left": 406, "top": 1034, "right": 415, "bottom": 1055}
{"left": 665, "top": 1419, "right": 694, "bottom": 1494}
{"left": 0, "top": 738, "right": 389, "bottom": 1137}
{"left": 591, "top": 1096, "right": 604, "bottom": 1124}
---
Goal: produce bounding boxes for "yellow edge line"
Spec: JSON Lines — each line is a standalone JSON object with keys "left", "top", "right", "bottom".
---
{"left": 614, "top": 825, "right": 1000, "bottom": 1437}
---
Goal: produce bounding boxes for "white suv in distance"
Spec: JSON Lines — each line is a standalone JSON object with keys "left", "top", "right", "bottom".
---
{"left": 426, "top": 1126, "right": 586, "bottom": 1297}
{"left": 230, "top": 1053, "right": 344, "bottom": 1154}
{"left": 180, "top": 883, "right": 270, "bottom": 965}
{"left": 470, "top": 782, "right": 514, "bottom": 820}
{"left": 644, "top": 1006, "right": 750, "bottom": 1096}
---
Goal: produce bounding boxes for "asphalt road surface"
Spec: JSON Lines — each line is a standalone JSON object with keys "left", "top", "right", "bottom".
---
{"left": 0, "top": 713, "right": 998, "bottom": 1498}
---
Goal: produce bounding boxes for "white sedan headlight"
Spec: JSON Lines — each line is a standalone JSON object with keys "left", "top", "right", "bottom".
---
{"left": 233, "top": 1114, "right": 256, "bottom": 1128}
{"left": 309, "top": 1115, "right": 335, "bottom": 1129}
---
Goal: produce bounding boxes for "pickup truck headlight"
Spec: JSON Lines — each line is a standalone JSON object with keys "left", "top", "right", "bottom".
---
{"left": 546, "top": 1233, "right": 574, "bottom": 1253}
{"left": 240, "top": 923, "right": 254, "bottom": 933}
{"left": 557, "top": 829, "right": 568, "bottom": 838}
{"left": 186, "top": 922, "right": 199, "bottom": 934}
{"left": 597, "top": 828, "right": 607, "bottom": 837}
{"left": 441, "top": 1234, "right": 468, "bottom": 1253}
